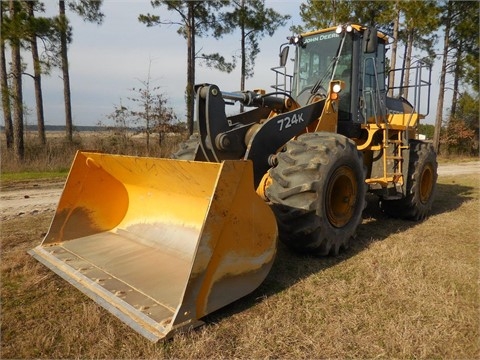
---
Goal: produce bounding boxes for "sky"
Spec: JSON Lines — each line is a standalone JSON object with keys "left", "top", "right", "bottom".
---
{"left": 19, "top": 0, "right": 446, "bottom": 128}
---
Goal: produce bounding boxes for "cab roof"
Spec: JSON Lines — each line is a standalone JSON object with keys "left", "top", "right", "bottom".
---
{"left": 301, "top": 24, "right": 389, "bottom": 42}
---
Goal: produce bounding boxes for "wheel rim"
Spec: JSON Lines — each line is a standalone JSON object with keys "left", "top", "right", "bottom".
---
{"left": 419, "top": 163, "right": 434, "bottom": 204}
{"left": 326, "top": 166, "right": 358, "bottom": 228}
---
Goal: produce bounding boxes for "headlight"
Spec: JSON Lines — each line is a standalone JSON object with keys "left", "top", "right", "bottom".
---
{"left": 336, "top": 24, "right": 353, "bottom": 34}
{"left": 332, "top": 83, "right": 342, "bottom": 93}
{"left": 288, "top": 35, "right": 304, "bottom": 47}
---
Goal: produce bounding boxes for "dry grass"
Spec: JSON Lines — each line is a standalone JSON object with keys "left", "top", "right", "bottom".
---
{"left": 1, "top": 172, "right": 479, "bottom": 359}
{"left": 0, "top": 130, "right": 188, "bottom": 174}
{"left": 437, "top": 153, "right": 480, "bottom": 164}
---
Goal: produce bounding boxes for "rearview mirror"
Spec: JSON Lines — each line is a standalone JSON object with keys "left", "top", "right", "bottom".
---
{"left": 363, "top": 27, "right": 378, "bottom": 53}
{"left": 279, "top": 46, "right": 289, "bottom": 67}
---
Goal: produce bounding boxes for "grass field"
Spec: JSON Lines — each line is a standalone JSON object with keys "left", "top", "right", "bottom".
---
{"left": 1, "top": 173, "right": 479, "bottom": 359}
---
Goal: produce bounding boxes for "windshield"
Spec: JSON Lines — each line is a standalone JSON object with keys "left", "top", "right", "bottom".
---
{"left": 292, "top": 30, "right": 353, "bottom": 104}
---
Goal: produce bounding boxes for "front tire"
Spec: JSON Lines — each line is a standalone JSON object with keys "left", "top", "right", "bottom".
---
{"left": 379, "top": 140, "right": 437, "bottom": 220}
{"left": 266, "top": 132, "right": 367, "bottom": 255}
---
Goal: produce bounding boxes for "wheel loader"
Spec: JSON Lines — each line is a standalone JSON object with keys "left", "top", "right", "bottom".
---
{"left": 29, "top": 24, "right": 437, "bottom": 341}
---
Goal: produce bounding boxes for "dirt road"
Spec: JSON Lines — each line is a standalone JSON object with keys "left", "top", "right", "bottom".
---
{"left": 436, "top": 160, "right": 480, "bottom": 176}
{"left": 1, "top": 161, "right": 478, "bottom": 221}
{"left": 1, "top": 180, "right": 65, "bottom": 221}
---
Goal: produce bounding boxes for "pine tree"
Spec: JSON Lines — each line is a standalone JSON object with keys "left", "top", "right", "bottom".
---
{"left": 25, "top": 0, "right": 55, "bottom": 145}
{"left": 57, "top": 0, "right": 104, "bottom": 142}
{"left": 0, "top": 2, "right": 13, "bottom": 148}
{"left": 434, "top": 0, "right": 479, "bottom": 153}
{"left": 397, "top": 1, "right": 439, "bottom": 99}
{"left": 7, "top": 0, "right": 25, "bottom": 161}
{"left": 139, "top": 1, "right": 230, "bottom": 135}
{"left": 219, "top": 0, "right": 290, "bottom": 111}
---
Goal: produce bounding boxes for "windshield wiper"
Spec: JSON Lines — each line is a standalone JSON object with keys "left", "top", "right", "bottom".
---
{"left": 311, "top": 32, "right": 347, "bottom": 95}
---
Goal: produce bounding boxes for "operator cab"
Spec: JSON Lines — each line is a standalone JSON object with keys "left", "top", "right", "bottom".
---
{"left": 277, "top": 24, "right": 389, "bottom": 137}
{"left": 291, "top": 28, "right": 354, "bottom": 118}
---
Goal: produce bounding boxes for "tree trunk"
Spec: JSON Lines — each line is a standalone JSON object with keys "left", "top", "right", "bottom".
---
{"left": 387, "top": 1, "right": 399, "bottom": 97}
{"left": 186, "top": 1, "right": 195, "bottom": 135}
{"left": 146, "top": 114, "right": 150, "bottom": 154}
{"left": 59, "top": 0, "right": 73, "bottom": 142}
{"left": 402, "top": 30, "right": 413, "bottom": 99}
{"left": 0, "top": 2, "right": 13, "bottom": 148}
{"left": 434, "top": 1, "right": 452, "bottom": 154}
{"left": 451, "top": 38, "right": 463, "bottom": 117}
{"left": 240, "top": 26, "right": 245, "bottom": 93}
{"left": 28, "top": 2, "right": 46, "bottom": 145}
{"left": 239, "top": 0, "right": 246, "bottom": 113}
{"left": 398, "top": 43, "right": 407, "bottom": 97}
{"left": 9, "top": 0, "right": 24, "bottom": 161}
{"left": 331, "top": 0, "right": 337, "bottom": 24}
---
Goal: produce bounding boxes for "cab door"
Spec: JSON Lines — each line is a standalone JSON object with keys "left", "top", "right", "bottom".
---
{"left": 361, "top": 40, "right": 387, "bottom": 123}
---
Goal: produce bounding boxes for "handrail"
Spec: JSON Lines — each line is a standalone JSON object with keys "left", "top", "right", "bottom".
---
{"left": 270, "top": 66, "right": 293, "bottom": 95}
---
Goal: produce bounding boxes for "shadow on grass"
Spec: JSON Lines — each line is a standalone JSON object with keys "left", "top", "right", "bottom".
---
{"left": 203, "top": 181, "right": 476, "bottom": 325}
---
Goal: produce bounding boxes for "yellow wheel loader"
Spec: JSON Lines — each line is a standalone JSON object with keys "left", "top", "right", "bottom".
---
{"left": 29, "top": 24, "right": 437, "bottom": 341}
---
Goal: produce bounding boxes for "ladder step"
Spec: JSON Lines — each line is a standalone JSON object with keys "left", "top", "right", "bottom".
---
{"left": 386, "top": 156, "right": 404, "bottom": 160}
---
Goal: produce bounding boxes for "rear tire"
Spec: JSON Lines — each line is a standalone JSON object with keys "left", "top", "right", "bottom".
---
{"left": 379, "top": 140, "right": 437, "bottom": 220}
{"left": 266, "top": 132, "right": 367, "bottom": 255}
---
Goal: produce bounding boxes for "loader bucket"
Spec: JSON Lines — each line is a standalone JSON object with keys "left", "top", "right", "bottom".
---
{"left": 29, "top": 151, "right": 277, "bottom": 342}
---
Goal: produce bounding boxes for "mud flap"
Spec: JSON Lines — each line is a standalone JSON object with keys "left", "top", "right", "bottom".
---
{"left": 29, "top": 151, "right": 277, "bottom": 342}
